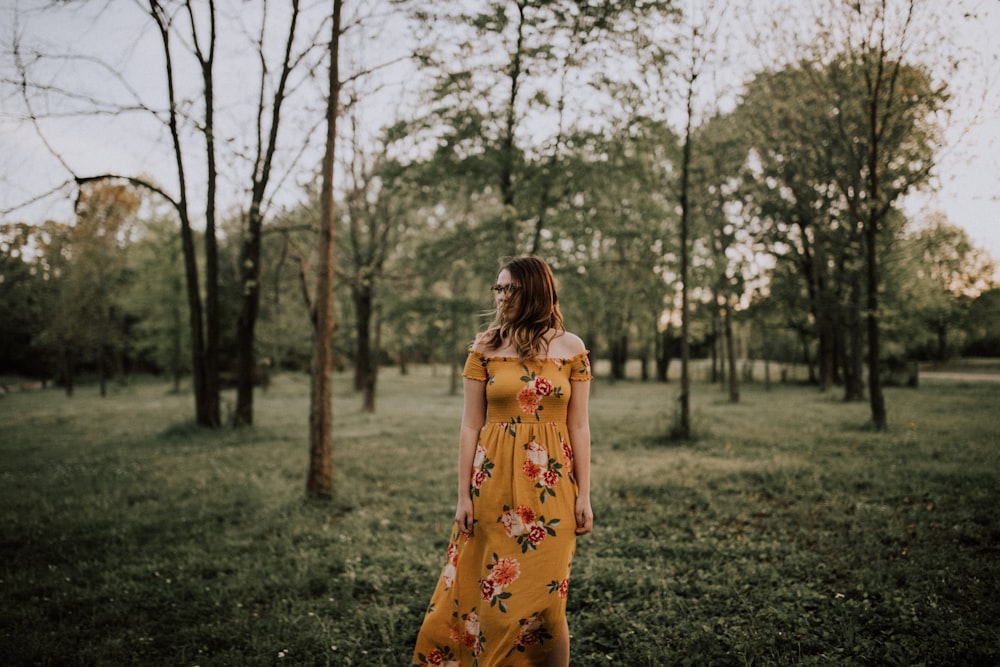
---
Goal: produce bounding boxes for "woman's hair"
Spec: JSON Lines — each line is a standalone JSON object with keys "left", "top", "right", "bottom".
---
{"left": 480, "top": 255, "right": 565, "bottom": 360}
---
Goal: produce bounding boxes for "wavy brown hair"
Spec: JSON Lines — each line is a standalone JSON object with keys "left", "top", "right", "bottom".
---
{"left": 480, "top": 255, "right": 565, "bottom": 360}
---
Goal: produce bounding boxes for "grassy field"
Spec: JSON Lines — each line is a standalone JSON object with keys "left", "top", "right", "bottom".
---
{"left": 1, "top": 365, "right": 998, "bottom": 666}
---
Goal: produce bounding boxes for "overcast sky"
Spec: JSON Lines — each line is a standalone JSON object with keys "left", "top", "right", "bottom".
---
{"left": 1, "top": 0, "right": 998, "bottom": 264}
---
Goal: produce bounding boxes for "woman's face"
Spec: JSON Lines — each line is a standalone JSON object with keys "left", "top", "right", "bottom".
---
{"left": 493, "top": 268, "right": 516, "bottom": 311}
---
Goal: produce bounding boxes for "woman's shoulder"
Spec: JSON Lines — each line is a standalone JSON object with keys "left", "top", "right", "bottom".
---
{"left": 548, "top": 330, "right": 587, "bottom": 359}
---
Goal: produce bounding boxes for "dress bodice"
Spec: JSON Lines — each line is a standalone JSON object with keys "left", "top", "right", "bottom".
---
{"left": 463, "top": 351, "right": 592, "bottom": 425}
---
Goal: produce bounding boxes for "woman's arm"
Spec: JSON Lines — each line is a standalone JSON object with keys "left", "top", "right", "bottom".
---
{"left": 455, "top": 377, "right": 487, "bottom": 536}
{"left": 567, "top": 378, "right": 593, "bottom": 535}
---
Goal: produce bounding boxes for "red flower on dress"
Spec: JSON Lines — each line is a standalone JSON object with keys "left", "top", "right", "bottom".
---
{"left": 519, "top": 632, "right": 540, "bottom": 647}
{"left": 473, "top": 469, "right": 488, "bottom": 489}
{"left": 561, "top": 438, "right": 573, "bottom": 462}
{"left": 522, "top": 460, "right": 541, "bottom": 480}
{"left": 426, "top": 648, "right": 445, "bottom": 666}
{"left": 480, "top": 578, "right": 496, "bottom": 601}
{"left": 558, "top": 578, "right": 570, "bottom": 599}
{"left": 532, "top": 376, "right": 553, "bottom": 396}
{"left": 527, "top": 523, "right": 547, "bottom": 545}
{"left": 541, "top": 468, "right": 559, "bottom": 488}
{"left": 516, "top": 614, "right": 545, "bottom": 647}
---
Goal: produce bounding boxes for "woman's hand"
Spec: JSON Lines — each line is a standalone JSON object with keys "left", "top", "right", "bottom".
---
{"left": 455, "top": 495, "right": 475, "bottom": 537}
{"left": 575, "top": 495, "right": 594, "bottom": 535}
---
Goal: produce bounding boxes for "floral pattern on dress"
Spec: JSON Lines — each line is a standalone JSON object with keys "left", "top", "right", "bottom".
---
{"left": 470, "top": 442, "right": 493, "bottom": 496}
{"left": 498, "top": 504, "right": 560, "bottom": 553}
{"left": 439, "top": 538, "right": 462, "bottom": 590}
{"left": 516, "top": 366, "right": 564, "bottom": 420}
{"left": 522, "top": 438, "right": 564, "bottom": 503}
{"left": 449, "top": 609, "right": 485, "bottom": 659}
{"left": 480, "top": 553, "right": 521, "bottom": 613}
{"left": 547, "top": 577, "right": 570, "bottom": 599}
{"left": 506, "top": 613, "right": 553, "bottom": 657}
{"left": 415, "top": 645, "right": 459, "bottom": 667}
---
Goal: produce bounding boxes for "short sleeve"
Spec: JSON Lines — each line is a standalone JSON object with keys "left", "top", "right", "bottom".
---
{"left": 462, "top": 351, "right": 488, "bottom": 382}
{"left": 568, "top": 352, "right": 592, "bottom": 382}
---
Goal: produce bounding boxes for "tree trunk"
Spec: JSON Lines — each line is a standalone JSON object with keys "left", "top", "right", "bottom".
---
{"left": 866, "top": 218, "right": 886, "bottom": 428}
{"left": 801, "top": 223, "right": 836, "bottom": 391}
{"left": 724, "top": 299, "right": 739, "bottom": 403}
{"left": 609, "top": 332, "right": 628, "bottom": 381}
{"left": 171, "top": 273, "right": 184, "bottom": 394}
{"left": 710, "top": 304, "right": 720, "bottom": 384}
{"left": 655, "top": 327, "right": 670, "bottom": 382}
{"left": 676, "top": 71, "right": 693, "bottom": 439}
{"left": 499, "top": 2, "right": 526, "bottom": 252}
{"left": 306, "top": 0, "right": 341, "bottom": 500}
{"left": 234, "top": 1, "right": 301, "bottom": 426}
{"left": 353, "top": 284, "right": 373, "bottom": 392}
{"left": 865, "top": 138, "right": 886, "bottom": 428}
{"left": 199, "top": 1, "right": 221, "bottom": 430}
{"left": 843, "top": 274, "right": 865, "bottom": 402}
{"left": 99, "top": 346, "right": 108, "bottom": 398}
{"left": 235, "top": 211, "right": 262, "bottom": 425}
{"left": 149, "top": 0, "right": 217, "bottom": 426}
{"left": 936, "top": 325, "right": 947, "bottom": 361}
{"left": 63, "top": 346, "right": 75, "bottom": 397}
{"left": 796, "top": 327, "right": 814, "bottom": 384}
{"left": 362, "top": 306, "right": 381, "bottom": 413}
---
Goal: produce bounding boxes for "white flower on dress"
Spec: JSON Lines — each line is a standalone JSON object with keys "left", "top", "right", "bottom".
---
{"left": 525, "top": 438, "right": 547, "bottom": 466}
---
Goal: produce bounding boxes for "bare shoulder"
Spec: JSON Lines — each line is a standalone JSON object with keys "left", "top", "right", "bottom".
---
{"left": 548, "top": 330, "right": 587, "bottom": 358}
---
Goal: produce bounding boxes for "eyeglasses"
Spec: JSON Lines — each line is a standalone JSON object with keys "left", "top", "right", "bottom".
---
{"left": 490, "top": 284, "right": 518, "bottom": 295}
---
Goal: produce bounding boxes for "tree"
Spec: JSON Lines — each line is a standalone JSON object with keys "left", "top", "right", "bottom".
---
{"left": 737, "top": 66, "right": 851, "bottom": 393}
{"left": 234, "top": 0, "right": 322, "bottom": 426}
{"left": 0, "top": 221, "right": 66, "bottom": 381}
{"left": 751, "top": 0, "right": 949, "bottom": 426}
{"left": 69, "top": 182, "right": 140, "bottom": 395}
{"left": 0, "top": 223, "right": 52, "bottom": 378}
{"left": 338, "top": 110, "right": 413, "bottom": 412}
{"left": 22, "top": 184, "right": 139, "bottom": 395}
{"left": 691, "top": 111, "right": 752, "bottom": 402}
{"left": 554, "top": 121, "right": 677, "bottom": 382}
{"left": 816, "top": 1, "right": 946, "bottom": 429}
{"left": 963, "top": 289, "right": 1000, "bottom": 357}
{"left": 143, "top": 0, "right": 222, "bottom": 426}
{"left": 739, "top": 0, "right": 950, "bottom": 428}
{"left": 891, "top": 214, "right": 995, "bottom": 360}
{"left": 124, "top": 211, "right": 191, "bottom": 391}
{"left": 5, "top": 1, "right": 329, "bottom": 426}
{"left": 656, "top": 1, "right": 731, "bottom": 436}
{"left": 404, "top": 1, "right": 678, "bottom": 259}
{"left": 306, "top": 0, "right": 342, "bottom": 500}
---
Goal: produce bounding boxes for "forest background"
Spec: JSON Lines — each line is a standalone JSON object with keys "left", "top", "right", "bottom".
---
{"left": 1, "top": 0, "right": 999, "bottom": 433}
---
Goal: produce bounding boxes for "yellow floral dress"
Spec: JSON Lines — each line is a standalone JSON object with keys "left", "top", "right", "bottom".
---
{"left": 412, "top": 350, "right": 592, "bottom": 667}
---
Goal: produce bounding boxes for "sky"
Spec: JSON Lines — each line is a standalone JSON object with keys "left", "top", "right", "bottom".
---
{"left": 1, "top": 0, "right": 998, "bottom": 266}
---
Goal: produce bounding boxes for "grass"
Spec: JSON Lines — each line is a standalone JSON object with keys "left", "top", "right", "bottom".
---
{"left": 1, "top": 366, "right": 998, "bottom": 666}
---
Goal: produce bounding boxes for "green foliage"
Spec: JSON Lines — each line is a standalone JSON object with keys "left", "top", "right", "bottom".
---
{"left": 0, "top": 223, "right": 59, "bottom": 376}
{"left": 1, "top": 370, "right": 998, "bottom": 665}
{"left": 123, "top": 212, "right": 192, "bottom": 379}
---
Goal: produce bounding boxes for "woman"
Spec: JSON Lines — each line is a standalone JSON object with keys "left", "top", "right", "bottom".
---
{"left": 412, "top": 256, "right": 593, "bottom": 667}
